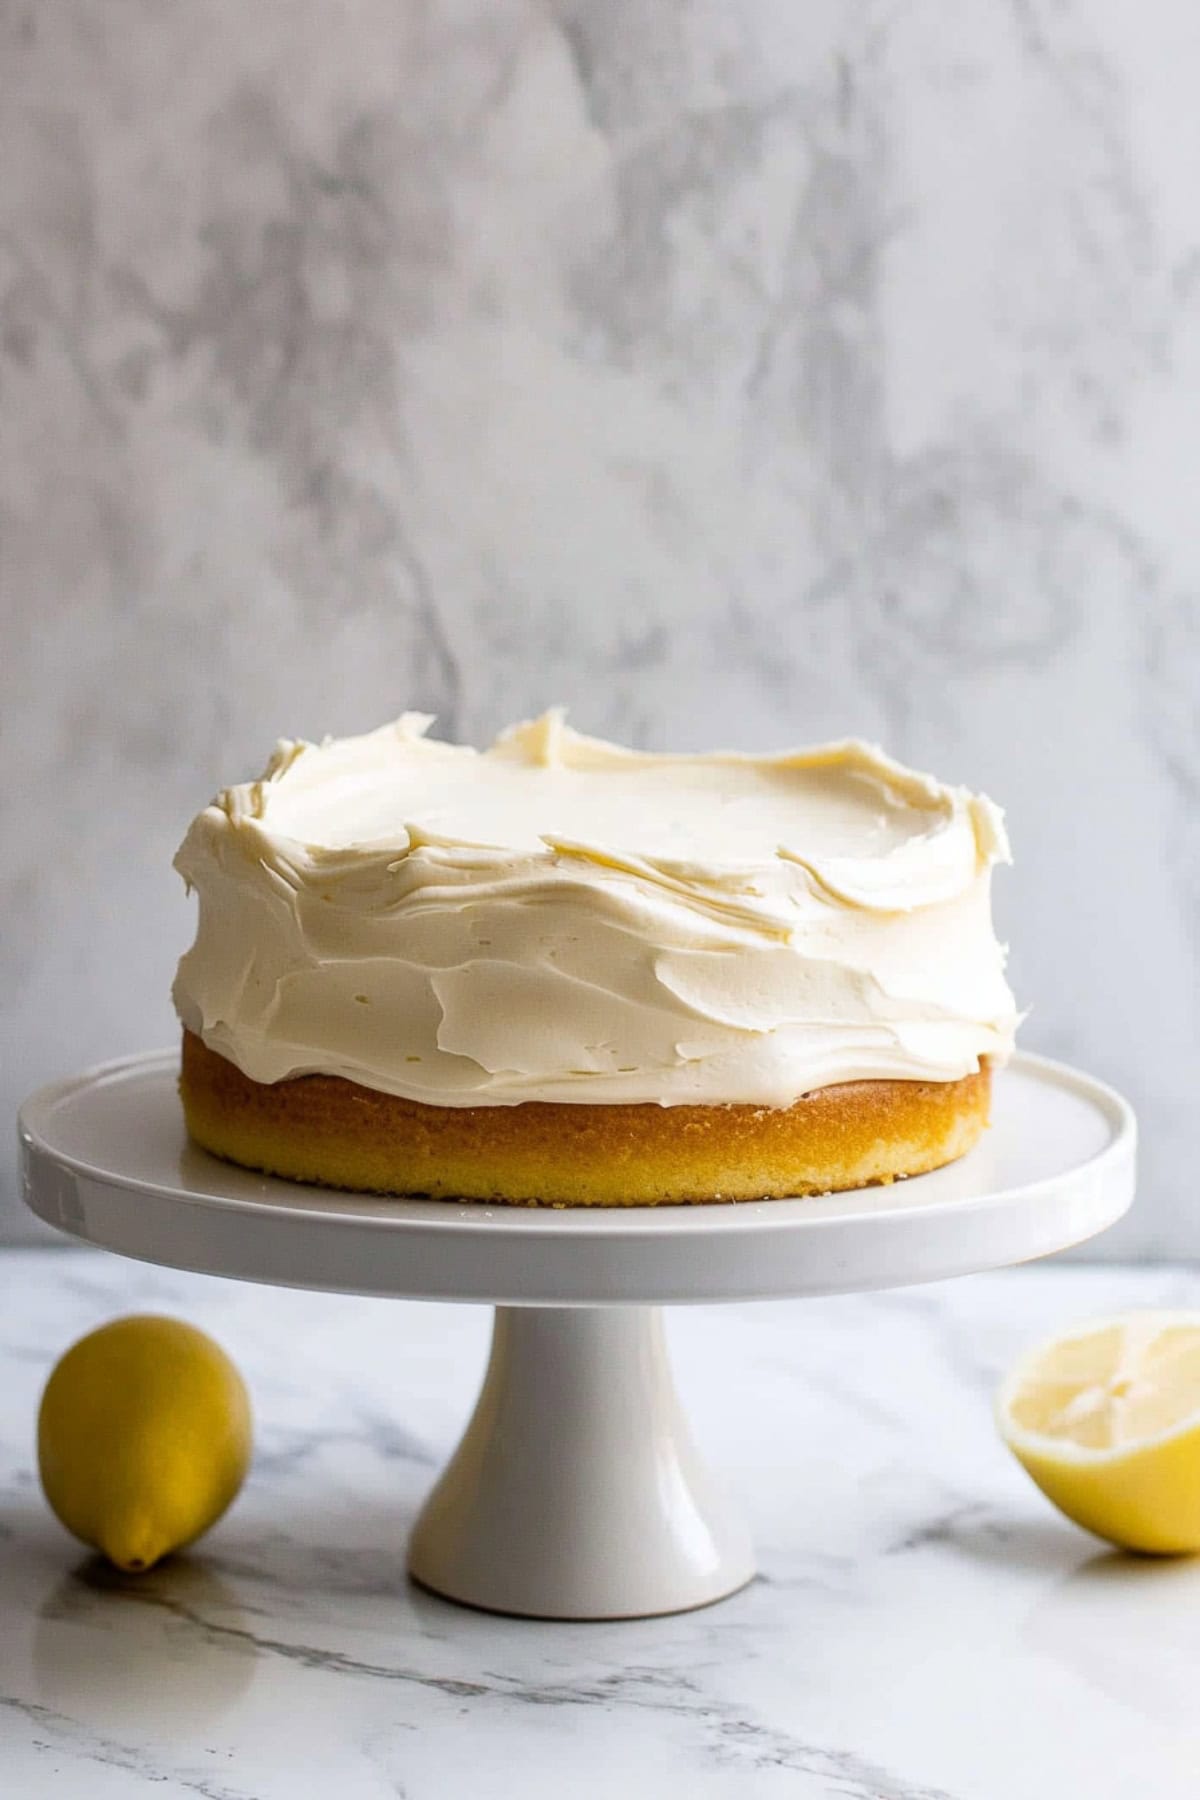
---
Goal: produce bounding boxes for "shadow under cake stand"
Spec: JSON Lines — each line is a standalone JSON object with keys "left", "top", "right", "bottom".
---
{"left": 20, "top": 1050, "right": 1135, "bottom": 1621}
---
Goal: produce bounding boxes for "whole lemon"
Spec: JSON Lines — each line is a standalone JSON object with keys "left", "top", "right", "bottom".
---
{"left": 38, "top": 1315, "right": 252, "bottom": 1572}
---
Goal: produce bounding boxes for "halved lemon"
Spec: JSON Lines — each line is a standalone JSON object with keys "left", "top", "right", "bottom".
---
{"left": 997, "top": 1311, "right": 1200, "bottom": 1555}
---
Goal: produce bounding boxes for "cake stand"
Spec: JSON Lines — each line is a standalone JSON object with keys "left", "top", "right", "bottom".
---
{"left": 19, "top": 1051, "right": 1135, "bottom": 1620}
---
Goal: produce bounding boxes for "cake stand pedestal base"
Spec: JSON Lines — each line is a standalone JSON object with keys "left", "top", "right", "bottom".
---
{"left": 409, "top": 1305, "right": 754, "bottom": 1619}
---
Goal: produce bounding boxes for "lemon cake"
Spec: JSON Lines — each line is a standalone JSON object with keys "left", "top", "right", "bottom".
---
{"left": 173, "top": 713, "right": 1017, "bottom": 1205}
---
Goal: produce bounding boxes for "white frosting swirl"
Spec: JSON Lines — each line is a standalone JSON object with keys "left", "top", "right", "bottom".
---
{"left": 173, "top": 714, "right": 1017, "bottom": 1107}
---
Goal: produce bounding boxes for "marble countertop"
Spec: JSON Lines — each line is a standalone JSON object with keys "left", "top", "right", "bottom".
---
{"left": 3, "top": 1250, "right": 1200, "bottom": 1799}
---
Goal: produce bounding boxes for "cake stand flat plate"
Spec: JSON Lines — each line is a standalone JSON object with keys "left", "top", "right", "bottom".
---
{"left": 19, "top": 1052, "right": 1135, "bottom": 1304}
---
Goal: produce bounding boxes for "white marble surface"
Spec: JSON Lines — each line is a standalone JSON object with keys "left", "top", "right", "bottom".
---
{"left": 4, "top": 2, "right": 1200, "bottom": 1252}
{"left": 3, "top": 1250, "right": 1200, "bottom": 1797}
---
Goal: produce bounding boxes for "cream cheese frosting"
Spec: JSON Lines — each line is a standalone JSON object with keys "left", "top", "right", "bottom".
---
{"left": 172, "top": 714, "right": 1018, "bottom": 1108}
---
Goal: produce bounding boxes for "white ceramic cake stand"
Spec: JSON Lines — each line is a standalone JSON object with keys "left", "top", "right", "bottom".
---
{"left": 19, "top": 1050, "right": 1134, "bottom": 1620}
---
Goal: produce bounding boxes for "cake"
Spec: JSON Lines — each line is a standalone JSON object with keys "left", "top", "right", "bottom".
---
{"left": 174, "top": 713, "right": 1017, "bottom": 1205}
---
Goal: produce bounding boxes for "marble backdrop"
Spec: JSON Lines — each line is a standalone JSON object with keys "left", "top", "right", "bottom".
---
{"left": 3, "top": 2, "right": 1198, "bottom": 1250}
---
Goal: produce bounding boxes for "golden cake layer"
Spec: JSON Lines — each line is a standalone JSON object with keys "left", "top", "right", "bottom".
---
{"left": 180, "top": 1029, "right": 991, "bottom": 1207}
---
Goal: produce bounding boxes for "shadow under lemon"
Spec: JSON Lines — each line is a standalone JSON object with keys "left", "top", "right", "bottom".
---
{"left": 1022, "top": 1545, "right": 1200, "bottom": 1729}
{"left": 34, "top": 1553, "right": 257, "bottom": 1735}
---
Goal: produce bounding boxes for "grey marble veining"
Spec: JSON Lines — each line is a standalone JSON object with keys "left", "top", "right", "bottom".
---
{"left": 5, "top": 1250, "right": 1200, "bottom": 1797}
{"left": 3, "top": 2, "right": 1199, "bottom": 1248}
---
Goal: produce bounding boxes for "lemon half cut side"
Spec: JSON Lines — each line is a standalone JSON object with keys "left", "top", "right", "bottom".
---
{"left": 996, "top": 1310, "right": 1200, "bottom": 1555}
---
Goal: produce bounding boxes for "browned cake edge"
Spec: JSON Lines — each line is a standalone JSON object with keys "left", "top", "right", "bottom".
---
{"left": 179, "top": 1028, "right": 992, "bottom": 1206}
